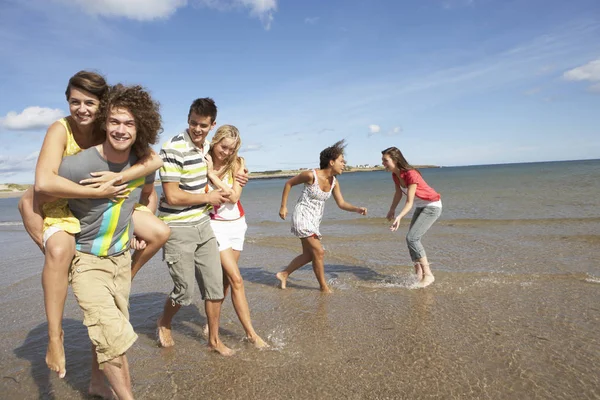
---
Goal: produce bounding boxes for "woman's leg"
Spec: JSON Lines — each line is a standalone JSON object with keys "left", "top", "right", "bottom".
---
{"left": 221, "top": 248, "right": 268, "bottom": 348}
{"left": 43, "top": 230, "right": 76, "bottom": 378}
{"left": 17, "top": 187, "right": 45, "bottom": 252}
{"left": 276, "top": 238, "right": 313, "bottom": 289}
{"left": 303, "top": 237, "right": 331, "bottom": 293}
{"left": 130, "top": 211, "right": 170, "bottom": 279}
{"left": 405, "top": 207, "right": 441, "bottom": 287}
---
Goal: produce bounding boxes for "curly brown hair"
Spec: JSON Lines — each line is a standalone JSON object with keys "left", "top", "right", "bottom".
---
{"left": 100, "top": 84, "right": 163, "bottom": 158}
{"left": 319, "top": 139, "right": 347, "bottom": 169}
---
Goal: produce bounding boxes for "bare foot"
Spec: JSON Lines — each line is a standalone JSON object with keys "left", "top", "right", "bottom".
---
{"left": 156, "top": 318, "right": 175, "bottom": 348}
{"left": 275, "top": 272, "right": 288, "bottom": 289}
{"left": 420, "top": 274, "right": 435, "bottom": 288}
{"left": 209, "top": 341, "right": 235, "bottom": 356}
{"left": 246, "top": 334, "right": 269, "bottom": 349}
{"left": 320, "top": 285, "right": 333, "bottom": 294}
{"left": 89, "top": 379, "right": 117, "bottom": 399}
{"left": 46, "top": 331, "right": 66, "bottom": 378}
{"left": 414, "top": 263, "right": 423, "bottom": 281}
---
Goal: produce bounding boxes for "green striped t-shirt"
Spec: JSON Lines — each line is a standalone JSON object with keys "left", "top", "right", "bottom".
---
{"left": 158, "top": 130, "right": 212, "bottom": 226}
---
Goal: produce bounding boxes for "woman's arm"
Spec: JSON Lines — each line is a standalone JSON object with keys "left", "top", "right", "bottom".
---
{"left": 79, "top": 149, "right": 163, "bottom": 186}
{"left": 205, "top": 154, "right": 234, "bottom": 197}
{"left": 332, "top": 182, "right": 367, "bottom": 214}
{"left": 279, "top": 170, "right": 313, "bottom": 219}
{"left": 224, "top": 158, "right": 245, "bottom": 204}
{"left": 34, "top": 122, "right": 125, "bottom": 199}
{"left": 390, "top": 184, "right": 417, "bottom": 231}
{"left": 386, "top": 186, "right": 403, "bottom": 220}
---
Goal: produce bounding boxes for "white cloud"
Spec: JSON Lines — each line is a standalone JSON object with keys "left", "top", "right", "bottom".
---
{"left": 25, "top": 151, "right": 41, "bottom": 161}
{"left": 304, "top": 17, "right": 319, "bottom": 24}
{"left": 391, "top": 126, "right": 402, "bottom": 135}
{"left": 524, "top": 87, "right": 542, "bottom": 96}
{"left": 368, "top": 124, "right": 381, "bottom": 136}
{"left": 589, "top": 83, "right": 600, "bottom": 93}
{"left": 65, "top": 0, "right": 187, "bottom": 21}
{"left": 196, "top": 0, "right": 277, "bottom": 30}
{"left": 0, "top": 153, "right": 37, "bottom": 180}
{"left": 62, "top": 0, "right": 277, "bottom": 27}
{"left": 241, "top": 143, "right": 263, "bottom": 152}
{"left": 563, "top": 59, "right": 600, "bottom": 93}
{"left": 563, "top": 59, "right": 600, "bottom": 82}
{"left": 0, "top": 107, "right": 64, "bottom": 131}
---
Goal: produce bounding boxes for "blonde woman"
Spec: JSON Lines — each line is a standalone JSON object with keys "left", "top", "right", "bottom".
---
{"left": 205, "top": 125, "right": 267, "bottom": 348}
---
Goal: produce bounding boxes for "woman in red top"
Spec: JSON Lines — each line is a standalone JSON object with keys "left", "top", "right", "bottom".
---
{"left": 381, "top": 147, "right": 442, "bottom": 287}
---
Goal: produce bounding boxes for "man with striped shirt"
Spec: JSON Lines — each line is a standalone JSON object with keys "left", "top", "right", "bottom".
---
{"left": 156, "top": 98, "right": 234, "bottom": 355}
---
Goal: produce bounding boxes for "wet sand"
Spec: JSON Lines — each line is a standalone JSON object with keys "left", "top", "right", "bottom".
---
{"left": 1, "top": 229, "right": 599, "bottom": 399}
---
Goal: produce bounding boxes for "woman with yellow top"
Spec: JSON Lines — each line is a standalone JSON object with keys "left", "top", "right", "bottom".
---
{"left": 17, "top": 71, "right": 170, "bottom": 383}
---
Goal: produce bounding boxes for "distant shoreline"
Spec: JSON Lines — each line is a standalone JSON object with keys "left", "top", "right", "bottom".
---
{"left": 0, "top": 166, "right": 442, "bottom": 197}
{"left": 248, "top": 165, "right": 439, "bottom": 180}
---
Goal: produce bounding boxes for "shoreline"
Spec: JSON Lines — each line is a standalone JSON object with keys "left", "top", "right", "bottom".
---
{"left": 1, "top": 167, "right": 441, "bottom": 196}
{"left": 248, "top": 165, "right": 439, "bottom": 180}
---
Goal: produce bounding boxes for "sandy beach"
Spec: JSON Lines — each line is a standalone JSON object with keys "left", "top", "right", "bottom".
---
{"left": 0, "top": 160, "right": 598, "bottom": 399}
{"left": 0, "top": 184, "right": 27, "bottom": 199}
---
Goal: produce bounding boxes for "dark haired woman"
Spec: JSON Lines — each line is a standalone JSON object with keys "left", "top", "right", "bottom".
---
{"left": 381, "top": 147, "right": 442, "bottom": 288}
{"left": 277, "top": 140, "right": 367, "bottom": 293}
{"left": 17, "top": 71, "right": 169, "bottom": 382}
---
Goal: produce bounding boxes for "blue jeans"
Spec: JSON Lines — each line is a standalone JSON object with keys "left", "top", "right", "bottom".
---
{"left": 406, "top": 206, "right": 442, "bottom": 262}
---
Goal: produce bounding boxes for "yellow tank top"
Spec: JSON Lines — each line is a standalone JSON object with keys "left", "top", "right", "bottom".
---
{"left": 60, "top": 118, "right": 82, "bottom": 157}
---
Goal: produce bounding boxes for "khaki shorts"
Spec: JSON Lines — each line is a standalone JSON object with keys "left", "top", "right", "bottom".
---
{"left": 164, "top": 219, "right": 223, "bottom": 304}
{"left": 70, "top": 251, "right": 137, "bottom": 365}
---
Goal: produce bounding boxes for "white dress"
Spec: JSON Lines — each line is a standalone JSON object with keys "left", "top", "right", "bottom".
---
{"left": 291, "top": 169, "right": 336, "bottom": 239}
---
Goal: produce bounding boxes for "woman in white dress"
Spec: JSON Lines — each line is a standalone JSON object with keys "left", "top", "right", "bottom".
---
{"left": 277, "top": 140, "right": 367, "bottom": 293}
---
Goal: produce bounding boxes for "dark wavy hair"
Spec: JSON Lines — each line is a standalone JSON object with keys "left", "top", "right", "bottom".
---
{"left": 381, "top": 146, "right": 416, "bottom": 172}
{"left": 319, "top": 139, "right": 346, "bottom": 169}
{"left": 64, "top": 70, "right": 108, "bottom": 100}
{"left": 100, "top": 84, "right": 163, "bottom": 158}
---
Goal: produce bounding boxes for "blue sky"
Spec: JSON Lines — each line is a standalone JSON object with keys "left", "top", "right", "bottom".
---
{"left": 1, "top": 0, "right": 599, "bottom": 183}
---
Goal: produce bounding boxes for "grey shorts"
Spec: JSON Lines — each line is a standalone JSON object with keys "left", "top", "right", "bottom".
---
{"left": 163, "top": 219, "right": 224, "bottom": 304}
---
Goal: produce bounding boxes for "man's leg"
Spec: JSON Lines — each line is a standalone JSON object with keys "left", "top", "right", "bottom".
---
{"left": 205, "top": 299, "right": 233, "bottom": 355}
{"left": 89, "top": 346, "right": 116, "bottom": 399}
{"left": 157, "top": 298, "right": 181, "bottom": 348}
{"left": 157, "top": 226, "right": 196, "bottom": 347}
{"left": 195, "top": 221, "right": 233, "bottom": 355}
{"left": 102, "top": 354, "right": 134, "bottom": 400}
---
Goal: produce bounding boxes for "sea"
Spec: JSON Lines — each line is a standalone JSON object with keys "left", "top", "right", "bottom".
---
{"left": 0, "top": 159, "right": 599, "bottom": 399}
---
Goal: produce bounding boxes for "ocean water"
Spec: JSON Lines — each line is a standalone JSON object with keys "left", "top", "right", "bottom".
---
{"left": 0, "top": 159, "right": 599, "bottom": 399}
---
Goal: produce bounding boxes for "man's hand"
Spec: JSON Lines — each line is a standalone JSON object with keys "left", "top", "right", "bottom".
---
{"left": 357, "top": 207, "right": 368, "bottom": 216}
{"left": 386, "top": 210, "right": 395, "bottom": 221}
{"left": 235, "top": 168, "right": 249, "bottom": 187}
{"left": 207, "top": 189, "right": 230, "bottom": 206}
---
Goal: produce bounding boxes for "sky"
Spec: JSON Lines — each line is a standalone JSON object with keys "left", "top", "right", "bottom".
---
{"left": 0, "top": 0, "right": 599, "bottom": 183}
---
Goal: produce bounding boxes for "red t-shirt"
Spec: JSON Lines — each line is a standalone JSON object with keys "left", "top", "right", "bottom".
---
{"left": 392, "top": 170, "right": 441, "bottom": 202}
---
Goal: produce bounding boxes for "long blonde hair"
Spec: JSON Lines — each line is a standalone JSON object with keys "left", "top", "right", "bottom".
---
{"left": 209, "top": 125, "right": 243, "bottom": 179}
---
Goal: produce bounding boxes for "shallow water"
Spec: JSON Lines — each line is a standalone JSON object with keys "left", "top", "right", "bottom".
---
{"left": 0, "top": 160, "right": 599, "bottom": 399}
